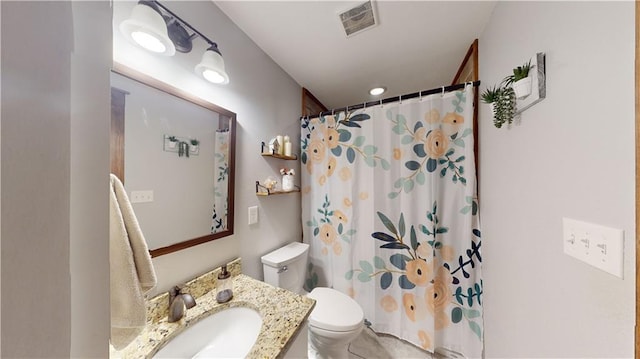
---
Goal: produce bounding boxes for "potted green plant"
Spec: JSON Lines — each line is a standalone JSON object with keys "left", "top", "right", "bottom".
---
{"left": 190, "top": 138, "right": 199, "bottom": 152}
{"left": 503, "top": 60, "right": 532, "bottom": 98}
{"left": 481, "top": 85, "right": 502, "bottom": 114}
{"left": 493, "top": 87, "right": 517, "bottom": 128}
{"left": 167, "top": 135, "right": 178, "bottom": 149}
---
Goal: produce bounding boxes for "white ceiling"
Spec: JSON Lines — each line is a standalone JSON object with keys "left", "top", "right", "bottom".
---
{"left": 215, "top": 1, "right": 496, "bottom": 110}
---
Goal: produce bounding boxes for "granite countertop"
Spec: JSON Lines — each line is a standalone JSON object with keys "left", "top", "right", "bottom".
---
{"left": 112, "top": 259, "right": 315, "bottom": 358}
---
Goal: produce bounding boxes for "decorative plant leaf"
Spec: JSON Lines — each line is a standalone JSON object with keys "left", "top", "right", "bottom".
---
{"left": 340, "top": 120, "right": 361, "bottom": 128}
{"left": 301, "top": 152, "right": 307, "bottom": 164}
{"left": 357, "top": 272, "right": 372, "bottom": 282}
{"left": 410, "top": 226, "right": 418, "bottom": 251}
{"left": 380, "top": 272, "right": 392, "bottom": 290}
{"left": 338, "top": 129, "right": 352, "bottom": 142}
{"left": 363, "top": 145, "right": 377, "bottom": 156}
{"left": 346, "top": 229, "right": 357, "bottom": 235}
{"left": 414, "top": 121, "right": 424, "bottom": 132}
{"left": 381, "top": 242, "right": 410, "bottom": 250}
{"left": 394, "top": 178, "right": 405, "bottom": 189}
{"left": 454, "top": 138, "right": 465, "bottom": 147}
{"left": 347, "top": 148, "right": 356, "bottom": 163}
{"left": 380, "top": 158, "right": 391, "bottom": 170}
{"left": 395, "top": 114, "right": 407, "bottom": 126}
{"left": 389, "top": 253, "right": 410, "bottom": 271}
{"left": 446, "top": 148, "right": 455, "bottom": 157}
{"left": 372, "top": 232, "right": 396, "bottom": 242}
{"left": 331, "top": 146, "right": 342, "bottom": 156}
{"left": 436, "top": 227, "right": 449, "bottom": 234}
{"left": 455, "top": 287, "right": 464, "bottom": 305}
{"left": 405, "top": 160, "right": 421, "bottom": 171}
{"left": 364, "top": 156, "right": 376, "bottom": 167}
{"left": 314, "top": 227, "right": 320, "bottom": 236}
{"left": 338, "top": 223, "right": 344, "bottom": 234}
{"left": 455, "top": 155, "right": 466, "bottom": 163}
{"left": 460, "top": 206, "right": 472, "bottom": 215}
{"left": 473, "top": 229, "right": 481, "bottom": 238}
{"left": 462, "top": 128, "right": 473, "bottom": 137}
{"left": 468, "top": 321, "right": 482, "bottom": 340}
{"left": 377, "top": 212, "right": 397, "bottom": 234}
{"left": 464, "top": 309, "right": 482, "bottom": 319}
{"left": 374, "top": 256, "right": 386, "bottom": 269}
{"left": 345, "top": 270, "right": 354, "bottom": 280}
{"left": 388, "top": 192, "right": 399, "bottom": 199}
{"left": 353, "top": 136, "right": 366, "bottom": 147}
{"left": 350, "top": 114, "right": 370, "bottom": 122}
{"left": 360, "top": 260, "right": 373, "bottom": 274}
{"left": 426, "top": 158, "right": 438, "bottom": 172}
{"left": 451, "top": 307, "right": 463, "bottom": 324}
{"left": 416, "top": 172, "right": 425, "bottom": 185}
{"left": 460, "top": 177, "right": 467, "bottom": 185}
{"left": 306, "top": 220, "right": 314, "bottom": 226}
{"left": 392, "top": 125, "right": 404, "bottom": 135}
{"left": 413, "top": 144, "right": 427, "bottom": 158}
{"left": 403, "top": 179, "right": 414, "bottom": 193}
{"left": 402, "top": 135, "right": 414, "bottom": 144}
{"left": 398, "top": 213, "right": 406, "bottom": 237}
{"left": 398, "top": 275, "right": 416, "bottom": 289}
{"left": 440, "top": 167, "right": 448, "bottom": 177}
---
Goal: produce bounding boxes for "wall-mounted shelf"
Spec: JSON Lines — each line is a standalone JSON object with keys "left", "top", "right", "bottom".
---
{"left": 261, "top": 141, "right": 297, "bottom": 160}
{"left": 255, "top": 181, "right": 300, "bottom": 196}
{"left": 261, "top": 153, "right": 298, "bottom": 161}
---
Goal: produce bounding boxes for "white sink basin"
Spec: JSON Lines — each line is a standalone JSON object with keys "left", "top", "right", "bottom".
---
{"left": 154, "top": 307, "right": 263, "bottom": 359}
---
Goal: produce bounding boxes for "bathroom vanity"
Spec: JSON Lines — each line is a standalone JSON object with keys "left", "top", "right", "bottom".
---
{"left": 111, "top": 259, "right": 315, "bottom": 358}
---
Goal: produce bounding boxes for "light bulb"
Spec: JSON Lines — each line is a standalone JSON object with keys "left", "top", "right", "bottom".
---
{"left": 131, "top": 31, "right": 166, "bottom": 53}
{"left": 202, "top": 69, "right": 226, "bottom": 84}
{"left": 369, "top": 87, "right": 386, "bottom": 96}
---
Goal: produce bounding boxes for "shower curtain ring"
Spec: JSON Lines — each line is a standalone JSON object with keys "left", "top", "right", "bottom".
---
{"left": 441, "top": 86, "right": 445, "bottom": 96}
{"left": 419, "top": 91, "right": 423, "bottom": 102}
{"left": 399, "top": 95, "right": 402, "bottom": 105}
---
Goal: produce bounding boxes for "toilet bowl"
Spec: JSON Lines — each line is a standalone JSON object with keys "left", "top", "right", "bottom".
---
{"left": 261, "top": 242, "right": 364, "bottom": 359}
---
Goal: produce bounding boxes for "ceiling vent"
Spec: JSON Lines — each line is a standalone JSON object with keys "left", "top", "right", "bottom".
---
{"left": 338, "top": 1, "right": 377, "bottom": 37}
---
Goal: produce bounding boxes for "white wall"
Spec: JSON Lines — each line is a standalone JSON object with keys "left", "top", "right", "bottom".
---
{"left": 479, "top": 2, "right": 635, "bottom": 358}
{"left": 113, "top": 1, "right": 303, "bottom": 295}
{"left": 1, "top": 1, "right": 110, "bottom": 357}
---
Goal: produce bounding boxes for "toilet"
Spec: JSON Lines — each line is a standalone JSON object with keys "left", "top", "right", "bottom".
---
{"left": 261, "top": 242, "right": 364, "bottom": 359}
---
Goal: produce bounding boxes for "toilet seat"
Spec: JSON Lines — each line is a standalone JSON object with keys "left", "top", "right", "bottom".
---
{"left": 307, "top": 287, "right": 364, "bottom": 332}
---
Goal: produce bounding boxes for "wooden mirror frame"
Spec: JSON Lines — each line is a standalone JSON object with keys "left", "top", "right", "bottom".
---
{"left": 110, "top": 63, "right": 236, "bottom": 258}
{"left": 635, "top": 2, "right": 639, "bottom": 357}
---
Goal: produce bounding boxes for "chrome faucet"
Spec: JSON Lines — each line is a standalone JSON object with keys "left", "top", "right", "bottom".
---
{"left": 168, "top": 285, "right": 196, "bottom": 322}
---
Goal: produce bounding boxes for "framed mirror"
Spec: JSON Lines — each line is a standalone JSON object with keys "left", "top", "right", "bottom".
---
{"left": 110, "top": 64, "right": 236, "bottom": 257}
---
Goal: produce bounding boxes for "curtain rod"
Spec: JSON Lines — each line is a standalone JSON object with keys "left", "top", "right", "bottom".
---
{"left": 304, "top": 80, "right": 481, "bottom": 120}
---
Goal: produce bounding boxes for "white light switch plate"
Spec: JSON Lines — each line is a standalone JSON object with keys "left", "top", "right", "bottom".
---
{"left": 562, "top": 217, "right": 624, "bottom": 278}
{"left": 248, "top": 206, "right": 259, "bottom": 225}
{"left": 130, "top": 190, "right": 154, "bottom": 203}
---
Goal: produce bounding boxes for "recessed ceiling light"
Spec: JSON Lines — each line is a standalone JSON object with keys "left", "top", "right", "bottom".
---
{"left": 369, "top": 87, "right": 386, "bottom": 96}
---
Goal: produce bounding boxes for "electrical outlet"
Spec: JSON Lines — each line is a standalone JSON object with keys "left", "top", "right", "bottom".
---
{"left": 248, "top": 206, "right": 258, "bottom": 225}
{"left": 130, "top": 190, "right": 154, "bottom": 203}
{"left": 563, "top": 217, "right": 624, "bottom": 278}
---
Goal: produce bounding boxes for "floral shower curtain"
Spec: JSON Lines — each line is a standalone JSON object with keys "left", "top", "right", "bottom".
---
{"left": 301, "top": 85, "right": 483, "bottom": 357}
{"left": 211, "top": 129, "right": 229, "bottom": 233}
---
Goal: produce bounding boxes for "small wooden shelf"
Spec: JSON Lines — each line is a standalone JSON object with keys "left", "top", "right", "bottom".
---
{"left": 256, "top": 181, "right": 300, "bottom": 196}
{"left": 261, "top": 152, "right": 298, "bottom": 160}
{"left": 261, "top": 141, "right": 297, "bottom": 160}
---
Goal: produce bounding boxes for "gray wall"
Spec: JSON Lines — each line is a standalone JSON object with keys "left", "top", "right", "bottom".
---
{"left": 1, "top": 1, "right": 111, "bottom": 357}
{"left": 113, "top": 0, "right": 303, "bottom": 296}
{"left": 479, "top": 2, "right": 635, "bottom": 357}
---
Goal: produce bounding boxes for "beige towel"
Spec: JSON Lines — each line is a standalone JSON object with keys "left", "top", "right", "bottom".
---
{"left": 109, "top": 173, "right": 157, "bottom": 350}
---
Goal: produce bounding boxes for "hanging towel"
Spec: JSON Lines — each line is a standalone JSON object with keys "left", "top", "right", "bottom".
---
{"left": 109, "top": 173, "right": 157, "bottom": 350}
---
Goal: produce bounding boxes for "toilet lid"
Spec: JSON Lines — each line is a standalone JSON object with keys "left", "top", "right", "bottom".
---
{"left": 307, "top": 287, "right": 363, "bottom": 332}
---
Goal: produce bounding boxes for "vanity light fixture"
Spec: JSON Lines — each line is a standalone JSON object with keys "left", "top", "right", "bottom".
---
{"left": 120, "top": 0, "right": 230, "bottom": 85}
{"left": 369, "top": 87, "right": 386, "bottom": 96}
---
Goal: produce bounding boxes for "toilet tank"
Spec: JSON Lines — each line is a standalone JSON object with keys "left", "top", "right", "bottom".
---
{"left": 261, "top": 242, "right": 309, "bottom": 294}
